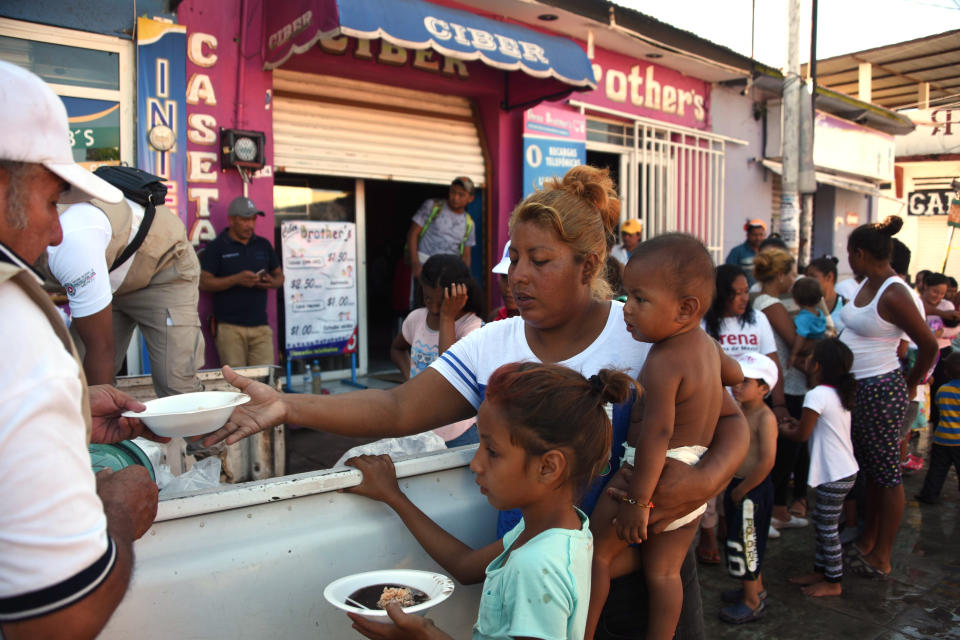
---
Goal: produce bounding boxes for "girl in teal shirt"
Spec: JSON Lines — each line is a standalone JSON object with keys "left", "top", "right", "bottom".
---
{"left": 345, "top": 362, "right": 636, "bottom": 640}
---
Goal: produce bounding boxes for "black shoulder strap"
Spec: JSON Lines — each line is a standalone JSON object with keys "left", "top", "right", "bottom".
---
{"left": 110, "top": 201, "right": 156, "bottom": 271}
{"left": 93, "top": 166, "right": 167, "bottom": 272}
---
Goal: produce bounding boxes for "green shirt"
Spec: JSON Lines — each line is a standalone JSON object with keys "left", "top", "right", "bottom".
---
{"left": 473, "top": 508, "right": 592, "bottom": 640}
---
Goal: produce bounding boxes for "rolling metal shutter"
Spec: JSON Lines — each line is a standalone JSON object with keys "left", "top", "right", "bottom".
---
{"left": 915, "top": 217, "right": 960, "bottom": 275}
{"left": 272, "top": 69, "right": 485, "bottom": 187}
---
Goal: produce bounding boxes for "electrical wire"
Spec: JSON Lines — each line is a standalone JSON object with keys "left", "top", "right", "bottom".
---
{"left": 891, "top": 89, "right": 960, "bottom": 111}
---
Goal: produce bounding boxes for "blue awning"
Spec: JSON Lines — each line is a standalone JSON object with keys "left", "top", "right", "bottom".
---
{"left": 264, "top": 0, "right": 597, "bottom": 97}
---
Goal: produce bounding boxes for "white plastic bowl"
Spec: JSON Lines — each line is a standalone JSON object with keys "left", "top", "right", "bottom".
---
{"left": 323, "top": 569, "right": 455, "bottom": 623}
{"left": 122, "top": 391, "right": 250, "bottom": 438}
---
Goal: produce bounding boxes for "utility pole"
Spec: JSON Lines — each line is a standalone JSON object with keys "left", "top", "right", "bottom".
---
{"left": 798, "top": 0, "right": 818, "bottom": 267}
{"left": 780, "top": 0, "right": 801, "bottom": 257}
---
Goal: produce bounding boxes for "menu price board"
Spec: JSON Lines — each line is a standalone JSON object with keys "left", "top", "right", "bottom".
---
{"left": 281, "top": 221, "right": 358, "bottom": 358}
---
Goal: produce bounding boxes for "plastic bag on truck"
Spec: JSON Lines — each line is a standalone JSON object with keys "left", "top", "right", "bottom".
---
{"left": 334, "top": 432, "right": 447, "bottom": 468}
{"left": 159, "top": 456, "right": 222, "bottom": 497}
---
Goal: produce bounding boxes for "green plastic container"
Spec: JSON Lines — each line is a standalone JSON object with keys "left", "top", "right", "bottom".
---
{"left": 89, "top": 440, "right": 155, "bottom": 481}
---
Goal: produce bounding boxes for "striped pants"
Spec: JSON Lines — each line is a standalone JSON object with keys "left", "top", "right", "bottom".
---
{"left": 812, "top": 474, "right": 857, "bottom": 582}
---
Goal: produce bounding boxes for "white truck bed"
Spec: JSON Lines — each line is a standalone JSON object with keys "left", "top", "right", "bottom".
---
{"left": 100, "top": 447, "right": 494, "bottom": 639}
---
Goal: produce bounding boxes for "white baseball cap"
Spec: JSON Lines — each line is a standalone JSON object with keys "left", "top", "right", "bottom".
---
{"left": 734, "top": 352, "right": 779, "bottom": 393}
{"left": 0, "top": 61, "right": 122, "bottom": 204}
{"left": 492, "top": 240, "right": 511, "bottom": 275}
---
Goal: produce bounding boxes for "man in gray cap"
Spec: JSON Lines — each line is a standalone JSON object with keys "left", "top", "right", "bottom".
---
{"left": 0, "top": 60, "right": 158, "bottom": 637}
{"left": 199, "top": 196, "right": 283, "bottom": 366}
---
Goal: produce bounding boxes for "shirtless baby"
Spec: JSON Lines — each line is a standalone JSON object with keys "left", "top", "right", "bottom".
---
{"left": 584, "top": 233, "right": 742, "bottom": 640}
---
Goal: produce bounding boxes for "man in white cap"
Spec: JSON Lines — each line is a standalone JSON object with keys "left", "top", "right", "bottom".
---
{"left": 44, "top": 166, "right": 204, "bottom": 397}
{"left": 0, "top": 60, "right": 158, "bottom": 637}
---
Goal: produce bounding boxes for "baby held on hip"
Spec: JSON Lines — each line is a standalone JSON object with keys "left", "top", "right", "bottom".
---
{"left": 623, "top": 329, "right": 727, "bottom": 524}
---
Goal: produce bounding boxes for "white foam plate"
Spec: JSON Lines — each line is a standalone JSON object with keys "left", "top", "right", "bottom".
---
{"left": 323, "top": 569, "right": 455, "bottom": 623}
{"left": 122, "top": 391, "right": 250, "bottom": 438}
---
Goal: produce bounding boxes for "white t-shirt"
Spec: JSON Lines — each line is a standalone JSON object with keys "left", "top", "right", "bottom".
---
{"left": 0, "top": 269, "right": 114, "bottom": 620}
{"left": 46, "top": 199, "right": 144, "bottom": 318}
{"left": 610, "top": 244, "right": 630, "bottom": 265}
{"left": 802, "top": 385, "right": 859, "bottom": 487}
{"left": 431, "top": 301, "right": 650, "bottom": 409}
{"left": 934, "top": 299, "right": 959, "bottom": 349}
{"left": 411, "top": 199, "right": 476, "bottom": 258}
{"left": 834, "top": 278, "right": 860, "bottom": 301}
{"left": 705, "top": 313, "right": 777, "bottom": 357}
{"left": 402, "top": 307, "right": 483, "bottom": 441}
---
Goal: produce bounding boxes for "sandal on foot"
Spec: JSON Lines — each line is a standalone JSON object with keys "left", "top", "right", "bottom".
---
{"left": 720, "top": 588, "right": 768, "bottom": 604}
{"left": 719, "top": 600, "right": 767, "bottom": 624}
{"left": 843, "top": 544, "right": 867, "bottom": 562}
{"left": 851, "top": 558, "right": 890, "bottom": 581}
{"left": 789, "top": 499, "right": 807, "bottom": 518}
{"left": 771, "top": 515, "right": 809, "bottom": 529}
{"left": 697, "top": 546, "right": 722, "bottom": 565}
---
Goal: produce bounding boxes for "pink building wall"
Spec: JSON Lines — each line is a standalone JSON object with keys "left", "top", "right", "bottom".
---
{"left": 180, "top": 0, "right": 277, "bottom": 368}
{"left": 177, "top": 0, "right": 718, "bottom": 359}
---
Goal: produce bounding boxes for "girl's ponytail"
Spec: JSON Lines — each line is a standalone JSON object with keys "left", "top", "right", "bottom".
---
{"left": 588, "top": 369, "right": 637, "bottom": 407}
{"left": 811, "top": 338, "right": 857, "bottom": 411}
{"left": 836, "top": 372, "right": 858, "bottom": 412}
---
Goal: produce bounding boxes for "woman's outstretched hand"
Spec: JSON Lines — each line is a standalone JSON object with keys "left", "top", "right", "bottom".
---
{"left": 200, "top": 366, "right": 288, "bottom": 446}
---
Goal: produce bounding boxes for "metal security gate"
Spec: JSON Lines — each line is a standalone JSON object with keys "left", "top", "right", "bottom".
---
{"left": 272, "top": 70, "right": 484, "bottom": 187}
{"left": 574, "top": 100, "right": 738, "bottom": 263}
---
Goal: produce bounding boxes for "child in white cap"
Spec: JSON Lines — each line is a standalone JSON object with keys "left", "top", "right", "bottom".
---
{"left": 487, "top": 241, "right": 518, "bottom": 322}
{"left": 720, "top": 351, "right": 779, "bottom": 624}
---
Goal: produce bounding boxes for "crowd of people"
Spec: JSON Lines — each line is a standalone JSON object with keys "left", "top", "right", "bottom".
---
{"left": 200, "top": 161, "right": 955, "bottom": 638}
{"left": 2, "top": 58, "right": 957, "bottom": 640}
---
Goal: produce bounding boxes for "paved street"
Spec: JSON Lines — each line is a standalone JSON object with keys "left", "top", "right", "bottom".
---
{"left": 699, "top": 461, "right": 960, "bottom": 640}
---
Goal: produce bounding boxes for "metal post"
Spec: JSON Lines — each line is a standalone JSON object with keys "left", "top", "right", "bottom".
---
{"left": 943, "top": 227, "right": 955, "bottom": 273}
{"left": 780, "top": 0, "right": 802, "bottom": 257}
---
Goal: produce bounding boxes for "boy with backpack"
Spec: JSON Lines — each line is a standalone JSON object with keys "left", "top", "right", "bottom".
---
{"left": 405, "top": 176, "right": 476, "bottom": 278}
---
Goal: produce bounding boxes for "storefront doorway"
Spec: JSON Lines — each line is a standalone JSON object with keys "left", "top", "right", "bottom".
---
{"left": 271, "top": 70, "right": 487, "bottom": 380}
{"left": 273, "top": 174, "right": 484, "bottom": 379}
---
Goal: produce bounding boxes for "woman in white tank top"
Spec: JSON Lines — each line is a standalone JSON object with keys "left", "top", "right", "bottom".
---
{"left": 838, "top": 216, "right": 937, "bottom": 579}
